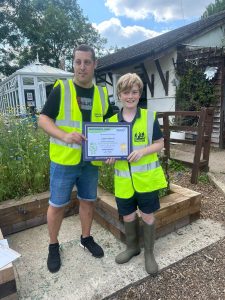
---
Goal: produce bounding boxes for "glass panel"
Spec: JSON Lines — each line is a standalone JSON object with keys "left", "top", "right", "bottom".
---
{"left": 23, "top": 77, "right": 34, "bottom": 85}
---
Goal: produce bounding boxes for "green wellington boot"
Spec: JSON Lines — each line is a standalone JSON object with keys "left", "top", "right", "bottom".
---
{"left": 115, "top": 218, "right": 141, "bottom": 264}
{"left": 143, "top": 221, "right": 158, "bottom": 275}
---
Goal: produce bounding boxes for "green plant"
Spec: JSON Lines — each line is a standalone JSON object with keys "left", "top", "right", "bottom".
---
{"left": 176, "top": 67, "right": 216, "bottom": 112}
{"left": 98, "top": 163, "right": 114, "bottom": 194}
{"left": 198, "top": 172, "right": 210, "bottom": 184}
{"left": 0, "top": 113, "right": 49, "bottom": 201}
{"left": 168, "top": 159, "right": 186, "bottom": 172}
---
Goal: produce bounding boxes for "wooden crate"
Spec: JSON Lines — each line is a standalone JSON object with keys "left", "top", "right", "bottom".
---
{"left": 94, "top": 184, "right": 201, "bottom": 242}
{"left": 0, "top": 190, "right": 79, "bottom": 236}
{"left": 0, "top": 230, "right": 18, "bottom": 300}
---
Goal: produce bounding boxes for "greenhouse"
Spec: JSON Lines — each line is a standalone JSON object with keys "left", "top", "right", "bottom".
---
{"left": 0, "top": 57, "right": 73, "bottom": 115}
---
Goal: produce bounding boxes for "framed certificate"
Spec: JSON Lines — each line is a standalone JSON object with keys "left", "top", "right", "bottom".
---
{"left": 82, "top": 122, "right": 132, "bottom": 161}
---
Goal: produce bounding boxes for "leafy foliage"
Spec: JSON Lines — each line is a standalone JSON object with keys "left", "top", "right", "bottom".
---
{"left": 99, "top": 164, "right": 114, "bottom": 194}
{"left": 0, "top": 0, "right": 106, "bottom": 75}
{"left": 198, "top": 172, "right": 210, "bottom": 183}
{"left": 0, "top": 113, "right": 49, "bottom": 201}
{"left": 202, "top": 0, "right": 225, "bottom": 18}
{"left": 176, "top": 67, "right": 216, "bottom": 112}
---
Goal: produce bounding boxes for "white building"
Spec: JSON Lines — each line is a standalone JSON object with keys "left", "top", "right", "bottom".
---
{"left": 96, "top": 10, "right": 225, "bottom": 148}
{"left": 0, "top": 58, "right": 73, "bottom": 115}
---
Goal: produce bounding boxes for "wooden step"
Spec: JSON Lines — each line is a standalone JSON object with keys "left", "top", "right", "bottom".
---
{"left": 94, "top": 184, "right": 201, "bottom": 242}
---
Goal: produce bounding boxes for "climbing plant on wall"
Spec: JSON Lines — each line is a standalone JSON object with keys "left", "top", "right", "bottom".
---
{"left": 175, "top": 67, "right": 216, "bottom": 111}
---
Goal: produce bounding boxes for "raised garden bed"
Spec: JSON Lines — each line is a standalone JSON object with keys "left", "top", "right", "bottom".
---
{"left": 0, "top": 184, "right": 201, "bottom": 239}
{"left": 94, "top": 184, "right": 201, "bottom": 242}
{"left": 0, "top": 190, "right": 79, "bottom": 236}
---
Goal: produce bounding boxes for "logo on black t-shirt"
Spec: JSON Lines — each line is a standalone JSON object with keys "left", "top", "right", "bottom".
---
{"left": 134, "top": 132, "right": 145, "bottom": 142}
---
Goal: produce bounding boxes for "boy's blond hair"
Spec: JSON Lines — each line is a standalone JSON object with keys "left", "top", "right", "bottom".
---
{"left": 117, "top": 73, "right": 143, "bottom": 97}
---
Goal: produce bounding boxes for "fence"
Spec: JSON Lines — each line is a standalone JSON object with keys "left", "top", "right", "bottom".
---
{"left": 158, "top": 108, "right": 214, "bottom": 184}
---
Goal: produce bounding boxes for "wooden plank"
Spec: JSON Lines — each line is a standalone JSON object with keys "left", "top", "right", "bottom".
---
{"left": 0, "top": 230, "right": 18, "bottom": 300}
{"left": 0, "top": 191, "right": 79, "bottom": 236}
{"left": 94, "top": 186, "right": 201, "bottom": 242}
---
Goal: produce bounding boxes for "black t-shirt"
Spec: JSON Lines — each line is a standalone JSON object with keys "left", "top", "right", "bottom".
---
{"left": 117, "top": 107, "right": 163, "bottom": 141}
{"left": 41, "top": 82, "right": 113, "bottom": 121}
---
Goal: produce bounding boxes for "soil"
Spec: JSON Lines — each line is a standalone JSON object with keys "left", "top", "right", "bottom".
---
{"left": 105, "top": 170, "right": 225, "bottom": 300}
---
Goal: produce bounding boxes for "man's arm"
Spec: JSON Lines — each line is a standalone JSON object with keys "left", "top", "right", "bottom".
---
{"left": 38, "top": 114, "right": 86, "bottom": 144}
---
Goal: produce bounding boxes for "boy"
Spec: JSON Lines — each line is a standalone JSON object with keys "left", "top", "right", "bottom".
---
{"left": 106, "top": 73, "right": 167, "bottom": 274}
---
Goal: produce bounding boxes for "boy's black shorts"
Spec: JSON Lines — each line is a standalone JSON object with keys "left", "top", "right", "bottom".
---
{"left": 115, "top": 190, "right": 160, "bottom": 216}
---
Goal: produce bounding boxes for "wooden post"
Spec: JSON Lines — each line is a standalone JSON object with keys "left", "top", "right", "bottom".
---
{"left": 191, "top": 108, "right": 206, "bottom": 183}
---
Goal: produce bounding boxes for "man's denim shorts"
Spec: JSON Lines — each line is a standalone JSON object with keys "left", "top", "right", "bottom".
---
{"left": 49, "top": 161, "right": 99, "bottom": 207}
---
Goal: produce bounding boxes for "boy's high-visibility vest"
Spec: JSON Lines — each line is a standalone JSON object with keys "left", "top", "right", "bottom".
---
{"left": 108, "top": 108, "right": 167, "bottom": 198}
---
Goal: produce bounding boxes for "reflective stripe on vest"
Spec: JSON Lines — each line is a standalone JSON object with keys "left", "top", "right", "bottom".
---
{"left": 147, "top": 110, "right": 154, "bottom": 145}
{"left": 115, "top": 161, "right": 160, "bottom": 177}
{"left": 50, "top": 137, "right": 81, "bottom": 149}
{"left": 97, "top": 86, "right": 106, "bottom": 115}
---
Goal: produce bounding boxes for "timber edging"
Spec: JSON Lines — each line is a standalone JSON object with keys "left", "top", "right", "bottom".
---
{"left": 0, "top": 190, "right": 79, "bottom": 236}
{"left": 94, "top": 184, "right": 201, "bottom": 242}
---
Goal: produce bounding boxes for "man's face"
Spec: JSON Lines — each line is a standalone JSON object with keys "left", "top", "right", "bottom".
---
{"left": 73, "top": 50, "right": 97, "bottom": 88}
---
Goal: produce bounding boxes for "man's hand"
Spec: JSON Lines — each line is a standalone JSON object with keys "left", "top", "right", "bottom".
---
{"left": 62, "top": 132, "right": 87, "bottom": 144}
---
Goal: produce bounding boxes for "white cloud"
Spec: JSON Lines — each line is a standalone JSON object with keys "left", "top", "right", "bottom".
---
{"left": 93, "top": 18, "right": 162, "bottom": 48}
{"left": 105, "top": 0, "right": 213, "bottom": 21}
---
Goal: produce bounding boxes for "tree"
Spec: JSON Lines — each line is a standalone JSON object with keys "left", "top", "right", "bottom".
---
{"left": 202, "top": 0, "right": 225, "bottom": 18}
{"left": 0, "top": 0, "right": 24, "bottom": 76}
{"left": 0, "top": 0, "right": 106, "bottom": 76}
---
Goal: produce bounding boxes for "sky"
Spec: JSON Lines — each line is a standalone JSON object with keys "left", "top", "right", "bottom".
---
{"left": 77, "top": 0, "right": 213, "bottom": 49}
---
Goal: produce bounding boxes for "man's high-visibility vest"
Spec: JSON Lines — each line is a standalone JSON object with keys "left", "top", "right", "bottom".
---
{"left": 108, "top": 109, "right": 167, "bottom": 198}
{"left": 50, "top": 79, "right": 108, "bottom": 166}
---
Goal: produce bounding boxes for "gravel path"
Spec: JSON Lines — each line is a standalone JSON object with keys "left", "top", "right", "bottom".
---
{"left": 105, "top": 170, "right": 225, "bottom": 300}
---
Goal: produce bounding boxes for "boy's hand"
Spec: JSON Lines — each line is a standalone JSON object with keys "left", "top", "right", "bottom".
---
{"left": 105, "top": 158, "right": 116, "bottom": 164}
{"left": 127, "top": 149, "right": 144, "bottom": 162}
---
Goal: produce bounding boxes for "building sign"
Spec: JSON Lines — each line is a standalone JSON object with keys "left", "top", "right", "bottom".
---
{"left": 24, "top": 89, "right": 36, "bottom": 108}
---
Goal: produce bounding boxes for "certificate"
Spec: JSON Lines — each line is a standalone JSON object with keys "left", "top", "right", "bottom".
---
{"left": 83, "top": 122, "right": 132, "bottom": 161}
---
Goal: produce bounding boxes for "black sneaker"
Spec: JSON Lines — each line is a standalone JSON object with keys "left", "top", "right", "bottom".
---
{"left": 80, "top": 236, "right": 104, "bottom": 258}
{"left": 47, "top": 243, "right": 61, "bottom": 273}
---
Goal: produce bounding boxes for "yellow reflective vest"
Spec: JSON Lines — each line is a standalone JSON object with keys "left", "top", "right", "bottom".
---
{"left": 50, "top": 79, "right": 109, "bottom": 166}
{"left": 108, "top": 109, "right": 167, "bottom": 198}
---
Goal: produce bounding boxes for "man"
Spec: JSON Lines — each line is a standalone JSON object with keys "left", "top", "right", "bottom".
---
{"left": 38, "top": 44, "right": 113, "bottom": 273}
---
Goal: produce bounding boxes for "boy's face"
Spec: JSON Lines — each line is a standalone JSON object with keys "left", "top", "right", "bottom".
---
{"left": 119, "top": 84, "right": 141, "bottom": 109}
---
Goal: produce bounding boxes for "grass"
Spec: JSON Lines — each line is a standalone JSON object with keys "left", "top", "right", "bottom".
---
{"left": 0, "top": 113, "right": 49, "bottom": 201}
